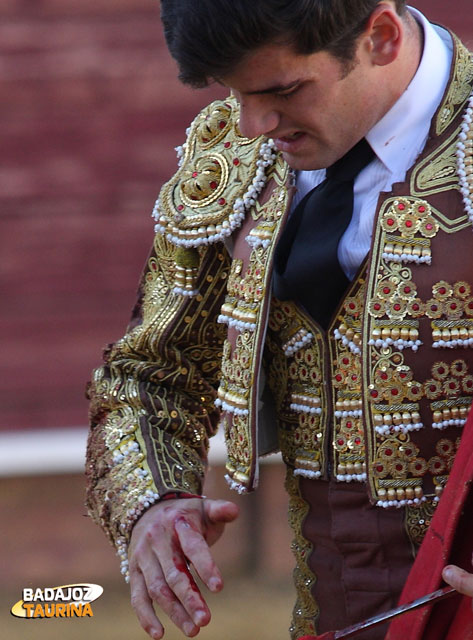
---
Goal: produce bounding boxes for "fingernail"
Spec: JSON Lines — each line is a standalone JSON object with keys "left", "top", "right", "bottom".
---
{"left": 194, "top": 609, "right": 207, "bottom": 626}
{"left": 443, "top": 567, "right": 453, "bottom": 581}
{"left": 183, "top": 622, "right": 195, "bottom": 636}
{"left": 209, "top": 577, "right": 222, "bottom": 592}
{"left": 150, "top": 629, "right": 161, "bottom": 640}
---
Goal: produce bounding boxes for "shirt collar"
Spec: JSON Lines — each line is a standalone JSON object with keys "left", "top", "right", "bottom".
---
{"left": 366, "top": 7, "right": 453, "bottom": 174}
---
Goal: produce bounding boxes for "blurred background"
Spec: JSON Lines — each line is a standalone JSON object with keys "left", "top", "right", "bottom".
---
{"left": 1, "top": 1, "right": 472, "bottom": 638}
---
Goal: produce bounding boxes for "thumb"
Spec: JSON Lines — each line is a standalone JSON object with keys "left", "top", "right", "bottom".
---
{"left": 204, "top": 499, "right": 239, "bottom": 524}
{"left": 442, "top": 564, "right": 471, "bottom": 594}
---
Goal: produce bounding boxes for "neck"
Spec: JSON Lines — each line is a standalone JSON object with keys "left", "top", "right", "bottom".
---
{"left": 388, "top": 10, "right": 424, "bottom": 110}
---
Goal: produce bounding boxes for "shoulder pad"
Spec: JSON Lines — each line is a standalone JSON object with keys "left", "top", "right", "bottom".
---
{"left": 153, "top": 95, "right": 277, "bottom": 248}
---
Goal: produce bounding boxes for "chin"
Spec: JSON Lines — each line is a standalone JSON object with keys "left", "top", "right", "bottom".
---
{"left": 281, "top": 151, "right": 326, "bottom": 172}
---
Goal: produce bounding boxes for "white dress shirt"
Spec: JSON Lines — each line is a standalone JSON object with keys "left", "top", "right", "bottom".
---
{"left": 293, "top": 7, "right": 453, "bottom": 280}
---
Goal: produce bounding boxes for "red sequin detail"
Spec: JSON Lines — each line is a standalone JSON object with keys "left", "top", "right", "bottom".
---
{"left": 218, "top": 198, "right": 226, "bottom": 206}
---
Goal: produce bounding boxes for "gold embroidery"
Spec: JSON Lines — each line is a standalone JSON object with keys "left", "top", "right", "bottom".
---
{"left": 220, "top": 160, "right": 292, "bottom": 490}
{"left": 405, "top": 500, "right": 438, "bottom": 547}
{"left": 427, "top": 280, "right": 473, "bottom": 347}
{"left": 411, "top": 135, "right": 459, "bottom": 197}
{"left": 372, "top": 436, "right": 427, "bottom": 504}
{"left": 436, "top": 37, "right": 473, "bottom": 135}
{"left": 425, "top": 358, "right": 473, "bottom": 429}
{"left": 377, "top": 197, "right": 442, "bottom": 266}
{"left": 266, "top": 299, "right": 328, "bottom": 478}
{"left": 154, "top": 95, "right": 277, "bottom": 294}
{"left": 331, "top": 275, "right": 366, "bottom": 482}
{"left": 158, "top": 97, "right": 268, "bottom": 233}
{"left": 286, "top": 472, "right": 318, "bottom": 640}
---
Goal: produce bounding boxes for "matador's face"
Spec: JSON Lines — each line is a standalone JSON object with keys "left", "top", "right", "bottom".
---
{"left": 222, "top": 41, "right": 389, "bottom": 171}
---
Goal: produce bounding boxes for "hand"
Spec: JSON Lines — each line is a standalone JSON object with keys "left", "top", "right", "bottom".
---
{"left": 442, "top": 555, "right": 473, "bottom": 599}
{"left": 128, "top": 497, "right": 239, "bottom": 639}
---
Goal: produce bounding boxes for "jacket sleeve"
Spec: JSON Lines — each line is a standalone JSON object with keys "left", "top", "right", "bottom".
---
{"left": 85, "top": 231, "right": 230, "bottom": 579}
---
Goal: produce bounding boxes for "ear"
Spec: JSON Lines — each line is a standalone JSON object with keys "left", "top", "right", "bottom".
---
{"left": 363, "top": 2, "right": 404, "bottom": 66}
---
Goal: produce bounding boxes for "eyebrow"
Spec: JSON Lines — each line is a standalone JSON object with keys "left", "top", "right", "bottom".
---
{"left": 245, "top": 80, "right": 301, "bottom": 96}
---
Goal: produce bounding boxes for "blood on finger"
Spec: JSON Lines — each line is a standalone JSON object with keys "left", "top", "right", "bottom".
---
{"left": 175, "top": 515, "right": 200, "bottom": 533}
{"left": 172, "top": 556, "right": 200, "bottom": 593}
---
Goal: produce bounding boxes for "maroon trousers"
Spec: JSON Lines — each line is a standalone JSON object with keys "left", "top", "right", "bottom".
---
{"left": 298, "top": 477, "right": 413, "bottom": 639}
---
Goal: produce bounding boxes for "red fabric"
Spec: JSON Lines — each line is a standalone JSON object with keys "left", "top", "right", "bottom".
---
{"left": 386, "top": 410, "right": 473, "bottom": 639}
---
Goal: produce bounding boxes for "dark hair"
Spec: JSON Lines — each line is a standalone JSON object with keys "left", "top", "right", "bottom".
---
{"left": 161, "top": 0, "right": 407, "bottom": 87}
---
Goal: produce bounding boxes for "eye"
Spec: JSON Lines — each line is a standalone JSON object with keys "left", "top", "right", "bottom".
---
{"left": 276, "top": 84, "right": 301, "bottom": 99}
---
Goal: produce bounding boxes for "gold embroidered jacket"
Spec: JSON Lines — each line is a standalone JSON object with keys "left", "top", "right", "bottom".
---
{"left": 86, "top": 35, "right": 473, "bottom": 575}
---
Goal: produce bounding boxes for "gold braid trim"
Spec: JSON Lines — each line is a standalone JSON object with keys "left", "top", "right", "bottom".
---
{"left": 286, "top": 471, "right": 319, "bottom": 639}
{"left": 436, "top": 35, "right": 473, "bottom": 136}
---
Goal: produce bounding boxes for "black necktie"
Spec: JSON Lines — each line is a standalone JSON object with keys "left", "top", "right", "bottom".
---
{"left": 273, "top": 138, "right": 375, "bottom": 329}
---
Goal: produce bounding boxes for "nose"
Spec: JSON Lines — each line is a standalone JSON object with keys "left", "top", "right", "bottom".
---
{"left": 237, "top": 96, "right": 280, "bottom": 139}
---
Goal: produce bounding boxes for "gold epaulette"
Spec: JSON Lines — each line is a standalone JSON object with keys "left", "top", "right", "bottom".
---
{"left": 152, "top": 95, "right": 277, "bottom": 296}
